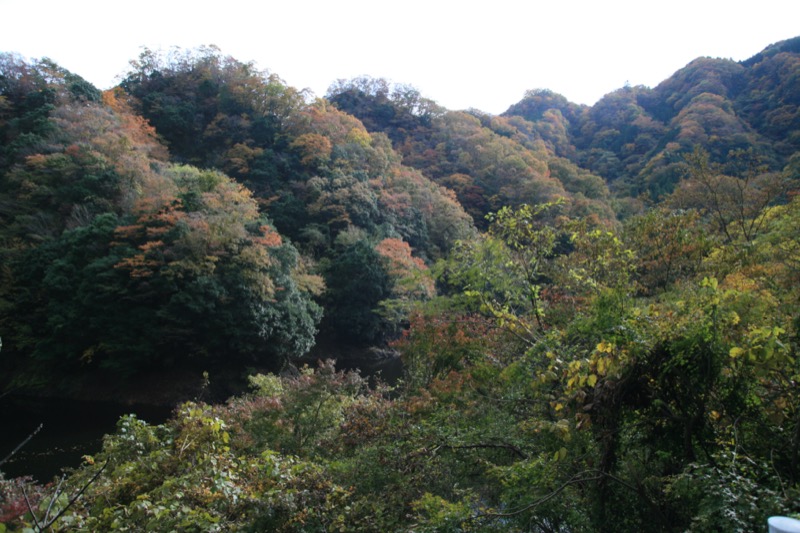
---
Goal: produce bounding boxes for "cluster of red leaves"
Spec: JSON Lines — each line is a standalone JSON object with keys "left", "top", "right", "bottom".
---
{"left": 252, "top": 225, "right": 282, "bottom": 247}
{"left": 0, "top": 475, "right": 45, "bottom": 525}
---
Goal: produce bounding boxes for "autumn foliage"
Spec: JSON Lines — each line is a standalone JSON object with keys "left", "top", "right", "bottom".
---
{"left": 2, "top": 38, "right": 800, "bottom": 532}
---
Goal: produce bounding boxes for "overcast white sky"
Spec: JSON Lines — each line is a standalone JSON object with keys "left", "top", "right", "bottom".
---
{"left": 1, "top": 0, "right": 798, "bottom": 114}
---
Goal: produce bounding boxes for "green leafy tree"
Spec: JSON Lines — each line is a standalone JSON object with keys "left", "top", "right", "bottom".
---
{"left": 623, "top": 207, "right": 711, "bottom": 294}
{"left": 322, "top": 236, "right": 392, "bottom": 345}
{"left": 438, "top": 201, "right": 565, "bottom": 344}
{"left": 670, "top": 147, "right": 790, "bottom": 244}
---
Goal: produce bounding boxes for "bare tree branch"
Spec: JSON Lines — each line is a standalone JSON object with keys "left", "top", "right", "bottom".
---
{"left": 473, "top": 468, "right": 640, "bottom": 521}
{"left": 22, "top": 460, "right": 108, "bottom": 532}
{"left": 437, "top": 441, "right": 528, "bottom": 460}
{"left": 39, "top": 460, "right": 108, "bottom": 530}
{"left": 0, "top": 423, "right": 43, "bottom": 467}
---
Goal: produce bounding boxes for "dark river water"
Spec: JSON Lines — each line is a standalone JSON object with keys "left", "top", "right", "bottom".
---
{"left": 0, "top": 355, "right": 402, "bottom": 483}
{"left": 0, "top": 395, "right": 172, "bottom": 483}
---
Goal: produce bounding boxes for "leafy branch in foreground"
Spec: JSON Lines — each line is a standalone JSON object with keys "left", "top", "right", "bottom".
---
{"left": 22, "top": 460, "right": 107, "bottom": 532}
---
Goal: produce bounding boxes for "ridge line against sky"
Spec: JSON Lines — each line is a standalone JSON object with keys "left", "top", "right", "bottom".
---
{"left": 1, "top": 0, "right": 799, "bottom": 114}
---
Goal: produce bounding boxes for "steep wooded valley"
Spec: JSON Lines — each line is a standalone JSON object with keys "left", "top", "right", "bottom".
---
{"left": 1, "top": 36, "right": 799, "bottom": 530}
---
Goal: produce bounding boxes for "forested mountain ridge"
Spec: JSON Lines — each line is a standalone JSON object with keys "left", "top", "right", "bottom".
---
{"left": 0, "top": 48, "right": 475, "bottom": 388}
{"left": 1, "top": 38, "right": 799, "bottom": 532}
{"left": 329, "top": 36, "right": 799, "bottom": 211}
{"left": 503, "top": 36, "right": 800, "bottom": 200}
{"left": 327, "top": 77, "right": 616, "bottom": 228}
{"left": 0, "top": 56, "right": 324, "bottom": 382}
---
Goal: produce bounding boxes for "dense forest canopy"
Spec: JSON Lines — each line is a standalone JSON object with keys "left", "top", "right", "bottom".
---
{"left": 1, "top": 37, "right": 800, "bottom": 531}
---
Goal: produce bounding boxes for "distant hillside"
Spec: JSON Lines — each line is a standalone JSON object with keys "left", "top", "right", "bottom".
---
{"left": 327, "top": 79, "right": 615, "bottom": 228}
{"left": 328, "top": 37, "right": 799, "bottom": 207}
{"left": 503, "top": 36, "right": 800, "bottom": 199}
{"left": 0, "top": 49, "right": 474, "bottom": 389}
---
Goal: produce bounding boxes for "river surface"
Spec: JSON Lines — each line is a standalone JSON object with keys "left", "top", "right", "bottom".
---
{"left": 0, "top": 395, "right": 172, "bottom": 483}
{"left": 0, "top": 354, "right": 402, "bottom": 483}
